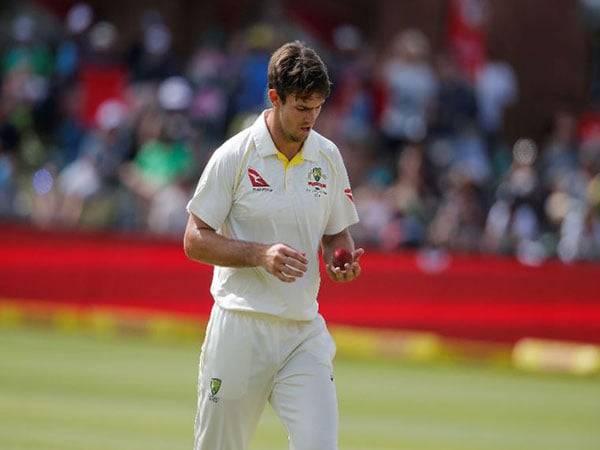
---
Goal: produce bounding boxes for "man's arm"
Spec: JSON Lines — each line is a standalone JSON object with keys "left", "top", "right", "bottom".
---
{"left": 183, "top": 214, "right": 308, "bottom": 283}
{"left": 321, "top": 228, "right": 364, "bottom": 283}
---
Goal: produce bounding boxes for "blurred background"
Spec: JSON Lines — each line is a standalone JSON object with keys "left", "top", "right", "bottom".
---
{"left": 0, "top": 1, "right": 599, "bottom": 450}
{"left": 0, "top": 0, "right": 600, "bottom": 260}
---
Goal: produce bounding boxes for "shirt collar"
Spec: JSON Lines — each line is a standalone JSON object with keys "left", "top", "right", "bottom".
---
{"left": 251, "top": 110, "right": 319, "bottom": 162}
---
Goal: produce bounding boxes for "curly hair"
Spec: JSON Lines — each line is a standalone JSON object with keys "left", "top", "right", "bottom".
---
{"left": 268, "top": 41, "right": 332, "bottom": 102}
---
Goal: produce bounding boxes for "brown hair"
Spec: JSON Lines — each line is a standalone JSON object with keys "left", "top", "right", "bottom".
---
{"left": 268, "top": 41, "right": 331, "bottom": 102}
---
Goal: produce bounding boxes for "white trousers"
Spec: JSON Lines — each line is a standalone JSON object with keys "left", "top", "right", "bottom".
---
{"left": 194, "top": 304, "right": 338, "bottom": 450}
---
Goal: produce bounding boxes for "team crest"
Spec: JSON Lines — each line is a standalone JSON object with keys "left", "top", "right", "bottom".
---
{"left": 209, "top": 377, "right": 222, "bottom": 402}
{"left": 306, "top": 166, "right": 328, "bottom": 197}
{"left": 311, "top": 167, "right": 323, "bottom": 182}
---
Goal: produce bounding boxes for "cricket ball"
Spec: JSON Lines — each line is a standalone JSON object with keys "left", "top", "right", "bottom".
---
{"left": 332, "top": 248, "right": 353, "bottom": 269}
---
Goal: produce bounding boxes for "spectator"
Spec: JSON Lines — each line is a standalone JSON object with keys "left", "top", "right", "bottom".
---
{"left": 55, "top": 3, "right": 94, "bottom": 85}
{"left": 327, "top": 25, "right": 377, "bottom": 143}
{"left": 539, "top": 111, "right": 580, "bottom": 190}
{"left": 0, "top": 123, "right": 20, "bottom": 217}
{"left": 187, "top": 35, "right": 231, "bottom": 152}
{"left": 428, "top": 168, "right": 487, "bottom": 252}
{"left": 380, "top": 144, "right": 436, "bottom": 249}
{"left": 483, "top": 139, "right": 543, "bottom": 256}
{"left": 229, "top": 24, "right": 275, "bottom": 117}
{"left": 431, "top": 53, "right": 478, "bottom": 137}
{"left": 475, "top": 58, "right": 518, "bottom": 155}
{"left": 127, "top": 12, "right": 178, "bottom": 83}
{"left": 120, "top": 77, "right": 195, "bottom": 234}
{"left": 56, "top": 99, "right": 130, "bottom": 226}
{"left": 379, "top": 29, "right": 438, "bottom": 154}
{"left": 556, "top": 138, "right": 600, "bottom": 261}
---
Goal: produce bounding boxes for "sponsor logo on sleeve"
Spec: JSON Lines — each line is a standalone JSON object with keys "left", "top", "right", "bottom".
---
{"left": 344, "top": 188, "right": 354, "bottom": 202}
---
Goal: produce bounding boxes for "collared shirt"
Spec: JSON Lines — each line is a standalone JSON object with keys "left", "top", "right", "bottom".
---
{"left": 187, "top": 110, "right": 359, "bottom": 321}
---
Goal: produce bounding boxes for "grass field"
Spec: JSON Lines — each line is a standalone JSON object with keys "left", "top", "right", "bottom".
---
{"left": 1, "top": 327, "right": 599, "bottom": 450}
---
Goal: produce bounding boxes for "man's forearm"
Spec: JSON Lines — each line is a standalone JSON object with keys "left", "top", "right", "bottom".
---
{"left": 184, "top": 222, "right": 266, "bottom": 268}
{"left": 184, "top": 214, "right": 308, "bottom": 282}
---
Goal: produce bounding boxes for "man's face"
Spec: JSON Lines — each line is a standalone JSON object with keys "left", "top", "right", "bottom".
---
{"left": 272, "top": 91, "right": 325, "bottom": 143}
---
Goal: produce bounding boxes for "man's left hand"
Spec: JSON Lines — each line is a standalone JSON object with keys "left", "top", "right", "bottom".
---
{"left": 326, "top": 248, "right": 364, "bottom": 283}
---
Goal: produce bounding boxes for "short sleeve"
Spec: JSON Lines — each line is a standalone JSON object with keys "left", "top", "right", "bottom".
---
{"left": 186, "top": 147, "right": 236, "bottom": 230}
{"left": 323, "top": 151, "right": 359, "bottom": 235}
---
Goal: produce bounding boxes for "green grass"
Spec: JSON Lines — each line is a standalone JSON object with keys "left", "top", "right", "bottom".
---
{"left": 0, "top": 327, "right": 599, "bottom": 450}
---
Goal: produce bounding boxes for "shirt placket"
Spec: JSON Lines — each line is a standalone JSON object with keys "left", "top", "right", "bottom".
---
{"left": 287, "top": 164, "right": 312, "bottom": 250}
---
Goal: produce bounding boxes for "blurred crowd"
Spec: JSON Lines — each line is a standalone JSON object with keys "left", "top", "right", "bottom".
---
{"left": 1, "top": 3, "right": 600, "bottom": 263}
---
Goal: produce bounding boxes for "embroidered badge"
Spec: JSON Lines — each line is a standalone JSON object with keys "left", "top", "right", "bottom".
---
{"left": 306, "top": 166, "right": 328, "bottom": 197}
{"left": 209, "top": 377, "right": 222, "bottom": 403}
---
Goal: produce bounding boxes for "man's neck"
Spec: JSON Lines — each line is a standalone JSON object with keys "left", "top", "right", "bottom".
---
{"left": 265, "top": 109, "right": 302, "bottom": 160}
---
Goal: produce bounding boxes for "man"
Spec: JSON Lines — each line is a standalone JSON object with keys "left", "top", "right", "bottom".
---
{"left": 183, "top": 41, "right": 363, "bottom": 450}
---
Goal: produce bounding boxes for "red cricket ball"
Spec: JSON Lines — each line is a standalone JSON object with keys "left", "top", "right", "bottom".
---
{"left": 332, "top": 248, "right": 353, "bottom": 269}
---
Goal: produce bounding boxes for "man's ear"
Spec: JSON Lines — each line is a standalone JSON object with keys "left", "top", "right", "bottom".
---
{"left": 268, "top": 89, "right": 281, "bottom": 107}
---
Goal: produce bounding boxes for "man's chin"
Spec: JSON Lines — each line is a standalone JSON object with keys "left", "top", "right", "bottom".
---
{"left": 285, "top": 133, "right": 303, "bottom": 143}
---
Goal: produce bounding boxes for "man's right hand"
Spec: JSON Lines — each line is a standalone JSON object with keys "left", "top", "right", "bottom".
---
{"left": 260, "top": 244, "right": 308, "bottom": 283}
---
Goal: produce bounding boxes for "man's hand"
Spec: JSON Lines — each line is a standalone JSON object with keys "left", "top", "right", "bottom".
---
{"left": 260, "top": 243, "right": 308, "bottom": 283}
{"left": 325, "top": 248, "right": 364, "bottom": 283}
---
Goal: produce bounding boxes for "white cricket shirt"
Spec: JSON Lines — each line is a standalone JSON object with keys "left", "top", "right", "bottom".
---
{"left": 187, "top": 111, "right": 359, "bottom": 321}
